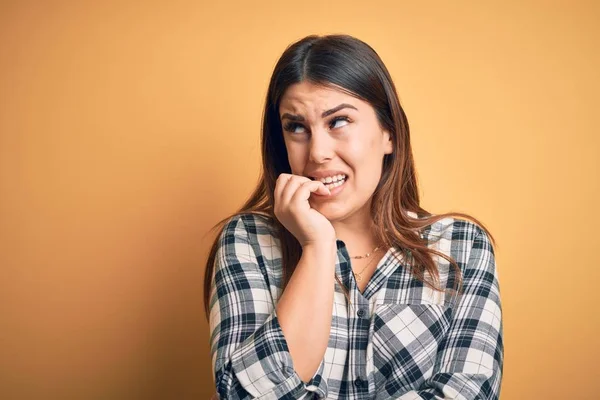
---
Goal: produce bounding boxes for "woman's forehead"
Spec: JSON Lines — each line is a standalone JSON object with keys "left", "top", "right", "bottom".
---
{"left": 279, "top": 82, "right": 363, "bottom": 115}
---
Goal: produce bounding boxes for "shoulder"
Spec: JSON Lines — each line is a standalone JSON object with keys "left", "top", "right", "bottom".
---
{"left": 214, "top": 213, "right": 284, "bottom": 293}
{"left": 418, "top": 213, "right": 494, "bottom": 265}
{"left": 418, "top": 213, "right": 487, "bottom": 243}
{"left": 443, "top": 219, "right": 497, "bottom": 288}
{"left": 220, "top": 213, "right": 277, "bottom": 239}
{"left": 217, "top": 213, "right": 279, "bottom": 257}
{"left": 418, "top": 215, "right": 499, "bottom": 300}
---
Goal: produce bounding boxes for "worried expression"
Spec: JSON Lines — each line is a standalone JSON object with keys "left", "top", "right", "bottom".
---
{"left": 279, "top": 81, "right": 394, "bottom": 222}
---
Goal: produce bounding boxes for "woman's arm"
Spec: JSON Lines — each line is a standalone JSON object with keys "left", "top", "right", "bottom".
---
{"left": 276, "top": 240, "right": 337, "bottom": 382}
{"left": 209, "top": 215, "right": 336, "bottom": 399}
{"left": 386, "top": 227, "right": 504, "bottom": 400}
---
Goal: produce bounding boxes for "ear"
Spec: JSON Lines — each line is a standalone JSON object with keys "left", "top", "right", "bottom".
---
{"left": 382, "top": 130, "right": 393, "bottom": 155}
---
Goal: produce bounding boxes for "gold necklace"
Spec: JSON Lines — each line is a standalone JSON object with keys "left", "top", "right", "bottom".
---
{"left": 352, "top": 248, "right": 381, "bottom": 282}
{"left": 349, "top": 245, "right": 381, "bottom": 259}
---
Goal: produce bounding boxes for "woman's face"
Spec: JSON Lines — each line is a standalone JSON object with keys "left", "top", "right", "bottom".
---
{"left": 278, "top": 81, "right": 393, "bottom": 222}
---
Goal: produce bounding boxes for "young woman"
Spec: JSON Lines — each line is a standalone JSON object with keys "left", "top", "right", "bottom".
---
{"left": 204, "top": 34, "right": 503, "bottom": 399}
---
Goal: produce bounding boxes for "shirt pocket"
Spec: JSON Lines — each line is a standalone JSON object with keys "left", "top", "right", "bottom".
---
{"left": 368, "top": 302, "right": 452, "bottom": 393}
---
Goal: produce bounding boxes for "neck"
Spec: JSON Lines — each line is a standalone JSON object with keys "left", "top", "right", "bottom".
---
{"left": 332, "top": 205, "right": 380, "bottom": 255}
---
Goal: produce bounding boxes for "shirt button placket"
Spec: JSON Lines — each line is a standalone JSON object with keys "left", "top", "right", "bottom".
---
{"left": 352, "top": 294, "right": 370, "bottom": 395}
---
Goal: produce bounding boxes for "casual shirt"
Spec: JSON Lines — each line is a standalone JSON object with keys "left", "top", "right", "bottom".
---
{"left": 209, "top": 211, "right": 503, "bottom": 399}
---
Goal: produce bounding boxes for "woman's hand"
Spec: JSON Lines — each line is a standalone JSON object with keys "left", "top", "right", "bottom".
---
{"left": 274, "top": 174, "right": 336, "bottom": 247}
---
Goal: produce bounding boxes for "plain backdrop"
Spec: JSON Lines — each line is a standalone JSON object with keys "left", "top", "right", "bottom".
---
{"left": 1, "top": 1, "right": 599, "bottom": 399}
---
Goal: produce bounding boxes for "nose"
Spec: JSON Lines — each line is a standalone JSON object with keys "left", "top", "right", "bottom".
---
{"left": 308, "top": 130, "right": 334, "bottom": 164}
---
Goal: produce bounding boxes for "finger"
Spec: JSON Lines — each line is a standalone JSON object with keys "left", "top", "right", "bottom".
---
{"left": 291, "top": 180, "right": 331, "bottom": 204}
{"left": 281, "top": 175, "right": 311, "bottom": 204}
{"left": 312, "top": 180, "right": 331, "bottom": 196}
{"left": 274, "top": 173, "right": 293, "bottom": 205}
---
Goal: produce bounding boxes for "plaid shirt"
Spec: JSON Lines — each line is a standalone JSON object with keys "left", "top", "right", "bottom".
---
{"left": 209, "top": 211, "right": 503, "bottom": 399}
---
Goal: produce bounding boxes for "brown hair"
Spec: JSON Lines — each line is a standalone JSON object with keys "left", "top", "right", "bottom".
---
{"left": 203, "top": 34, "right": 495, "bottom": 319}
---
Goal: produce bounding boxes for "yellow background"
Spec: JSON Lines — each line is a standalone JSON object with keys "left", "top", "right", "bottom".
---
{"left": 1, "top": 1, "right": 598, "bottom": 398}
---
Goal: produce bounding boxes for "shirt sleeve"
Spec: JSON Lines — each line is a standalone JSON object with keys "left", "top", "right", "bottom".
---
{"left": 209, "top": 215, "right": 326, "bottom": 400}
{"left": 393, "top": 227, "right": 504, "bottom": 400}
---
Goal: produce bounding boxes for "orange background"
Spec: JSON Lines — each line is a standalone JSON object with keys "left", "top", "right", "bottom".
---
{"left": 1, "top": 1, "right": 598, "bottom": 399}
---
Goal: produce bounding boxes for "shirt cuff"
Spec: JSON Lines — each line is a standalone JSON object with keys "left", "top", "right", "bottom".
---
{"left": 230, "top": 311, "right": 326, "bottom": 399}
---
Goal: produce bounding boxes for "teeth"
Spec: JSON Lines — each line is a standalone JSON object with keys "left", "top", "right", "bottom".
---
{"left": 318, "top": 174, "right": 347, "bottom": 184}
{"left": 321, "top": 174, "right": 347, "bottom": 189}
{"left": 331, "top": 180, "right": 343, "bottom": 188}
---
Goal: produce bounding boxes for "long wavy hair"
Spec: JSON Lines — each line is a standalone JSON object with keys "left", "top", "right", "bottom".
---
{"left": 203, "top": 34, "right": 495, "bottom": 319}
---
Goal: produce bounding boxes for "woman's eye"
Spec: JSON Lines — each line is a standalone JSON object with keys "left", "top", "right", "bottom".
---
{"left": 283, "top": 117, "right": 350, "bottom": 134}
{"left": 284, "top": 123, "right": 306, "bottom": 134}
{"left": 330, "top": 116, "right": 350, "bottom": 129}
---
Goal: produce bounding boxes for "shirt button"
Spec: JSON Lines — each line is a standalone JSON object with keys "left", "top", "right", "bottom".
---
{"left": 354, "top": 378, "right": 365, "bottom": 387}
{"left": 357, "top": 308, "right": 366, "bottom": 318}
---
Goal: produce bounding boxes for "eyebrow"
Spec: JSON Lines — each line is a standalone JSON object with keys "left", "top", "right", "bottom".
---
{"left": 280, "top": 103, "right": 358, "bottom": 122}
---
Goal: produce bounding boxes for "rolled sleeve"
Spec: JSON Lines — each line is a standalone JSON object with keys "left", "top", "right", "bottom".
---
{"left": 209, "top": 215, "right": 325, "bottom": 399}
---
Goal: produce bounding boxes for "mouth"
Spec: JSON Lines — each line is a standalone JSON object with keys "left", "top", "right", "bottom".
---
{"left": 309, "top": 174, "right": 348, "bottom": 193}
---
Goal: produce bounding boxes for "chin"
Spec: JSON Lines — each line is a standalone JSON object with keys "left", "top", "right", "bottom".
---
{"left": 311, "top": 202, "right": 350, "bottom": 222}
